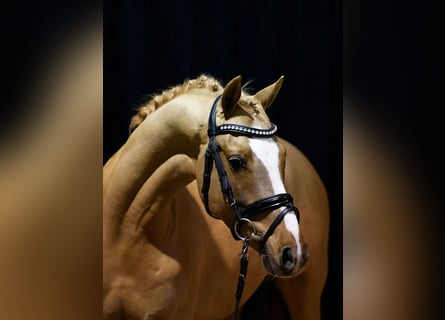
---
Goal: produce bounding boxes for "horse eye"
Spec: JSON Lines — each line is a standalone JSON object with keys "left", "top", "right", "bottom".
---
{"left": 228, "top": 155, "right": 246, "bottom": 171}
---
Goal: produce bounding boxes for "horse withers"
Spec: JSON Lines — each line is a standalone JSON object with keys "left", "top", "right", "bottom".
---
{"left": 103, "top": 75, "right": 329, "bottom": 319}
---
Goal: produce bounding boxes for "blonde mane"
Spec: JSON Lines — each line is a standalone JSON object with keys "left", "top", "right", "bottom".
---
{"left": 129, "top": 74, "right": 224, "bottom": 133}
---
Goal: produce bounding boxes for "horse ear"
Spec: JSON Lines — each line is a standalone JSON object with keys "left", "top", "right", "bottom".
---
{"left": 254, "top": 75, "right": 284, "bottom": 110}
{"left": 222, "top": 75, "right": 242, "bottom": 118}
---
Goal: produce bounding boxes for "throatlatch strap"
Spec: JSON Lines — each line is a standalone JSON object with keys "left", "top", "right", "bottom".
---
{"left": 202, "top": 134, "right": 241, "bottom": 220}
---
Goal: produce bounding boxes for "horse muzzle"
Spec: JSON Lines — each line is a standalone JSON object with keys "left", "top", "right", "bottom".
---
{"left": 234, "top": 205, "right": 308, "bottom": 277}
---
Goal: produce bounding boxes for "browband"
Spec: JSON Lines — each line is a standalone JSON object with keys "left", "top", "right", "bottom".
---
{"left": 213, "top": 123, "right": 278, "bottom": 138}
{"left": 207, "top": 96, "right": 277, "bottom": 138}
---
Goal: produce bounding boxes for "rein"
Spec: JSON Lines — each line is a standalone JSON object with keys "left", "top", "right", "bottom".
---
{"left": 201, "top": 95, "right": 300, "bottom": 319}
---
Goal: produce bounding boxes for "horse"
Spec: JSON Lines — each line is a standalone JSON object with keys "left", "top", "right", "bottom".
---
{"left": 103, "top": 75, "right": 329, "bottom": 320}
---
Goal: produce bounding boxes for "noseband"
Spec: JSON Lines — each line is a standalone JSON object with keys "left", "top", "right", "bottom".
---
{"left": 201, "top": 95, "right": 300, "bottom": 253}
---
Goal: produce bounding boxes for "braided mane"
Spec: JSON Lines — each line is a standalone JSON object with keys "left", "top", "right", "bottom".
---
{"left": 129, "top": 74, "right": 224, "bottom": 133}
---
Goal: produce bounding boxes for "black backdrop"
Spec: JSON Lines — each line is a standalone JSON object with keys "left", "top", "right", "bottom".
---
{"left": 104, "top": 1, "right": 341, "bottom": 319}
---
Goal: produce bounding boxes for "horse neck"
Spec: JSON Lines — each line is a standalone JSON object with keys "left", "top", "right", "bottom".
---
{"left": 104, "top": 92, "right": 215, "bottom": 233}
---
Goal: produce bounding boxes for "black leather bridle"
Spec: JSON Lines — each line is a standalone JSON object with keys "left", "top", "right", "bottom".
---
{"left": 201, "top": 95, "right": 300, "bottom": 252}
{"left": 201, "top": 95, "right": 301, "bottom": 319}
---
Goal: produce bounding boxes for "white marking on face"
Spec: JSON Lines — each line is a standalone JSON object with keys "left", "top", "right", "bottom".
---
{"left": 249, "top": 138, "right": 286, "bottom": 194}
{"left": 284, "top": 214, "right": 302, "bottom": 257}
{"left": 249, "top": 138, "right": 302, "bottom": 257}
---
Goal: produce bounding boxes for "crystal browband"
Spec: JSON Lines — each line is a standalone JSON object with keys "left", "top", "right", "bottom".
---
{"left": 213, "top": 123, "right": 278, "bottom": 138}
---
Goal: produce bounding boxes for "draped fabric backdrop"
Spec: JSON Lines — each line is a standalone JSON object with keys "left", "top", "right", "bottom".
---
{"left": 104, "top": 1, "right": 341, "bottom": 318}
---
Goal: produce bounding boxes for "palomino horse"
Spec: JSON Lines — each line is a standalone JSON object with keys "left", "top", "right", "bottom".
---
{"left": 103, "top": 75, "right": 329, "bottom": 319}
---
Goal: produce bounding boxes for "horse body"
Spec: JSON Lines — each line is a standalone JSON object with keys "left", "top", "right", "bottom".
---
{"left": 104, "top": 158, "right": 268, "bottom": 319}
{"left": 103, "top": 76, "right": 329, "bottom": 319}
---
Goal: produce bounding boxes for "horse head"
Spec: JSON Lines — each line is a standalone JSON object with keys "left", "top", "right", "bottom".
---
{"left": 196, "top": 76, "right": 308, "bottom": 277}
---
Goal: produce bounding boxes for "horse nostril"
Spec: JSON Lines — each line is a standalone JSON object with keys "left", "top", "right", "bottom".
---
{"left": 281, "top": 246, "right": 296, "bottom": 274}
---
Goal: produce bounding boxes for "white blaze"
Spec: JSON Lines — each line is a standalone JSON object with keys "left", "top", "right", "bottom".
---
{"left": 283, "top": 214, "right": 302, "bottom": 257}
{"left": 249, "top": 138, "right": 302, "bottom": 257}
